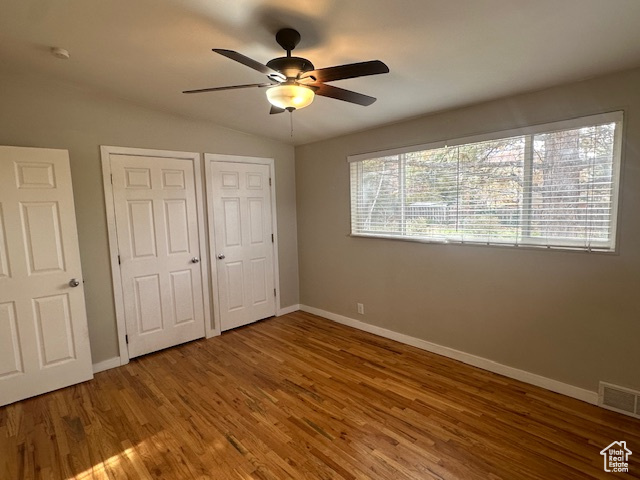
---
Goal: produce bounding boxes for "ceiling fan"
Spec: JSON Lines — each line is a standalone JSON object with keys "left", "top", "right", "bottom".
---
{"left": 183, "top": 28, "right": 390, "bottom": 114}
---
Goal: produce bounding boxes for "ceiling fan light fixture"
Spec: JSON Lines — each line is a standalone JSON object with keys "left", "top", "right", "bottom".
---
{"left": 266, "top": 83, "right": 315, "bottom": 111}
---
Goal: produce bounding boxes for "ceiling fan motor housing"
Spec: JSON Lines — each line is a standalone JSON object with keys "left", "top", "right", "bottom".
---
{"left": 266, "top": 57, "right": 315, "bottom": 80}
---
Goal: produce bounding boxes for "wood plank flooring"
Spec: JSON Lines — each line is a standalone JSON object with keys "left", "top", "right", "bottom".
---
{"left": 1, "top": 311, "right": 639, "bottom": 479}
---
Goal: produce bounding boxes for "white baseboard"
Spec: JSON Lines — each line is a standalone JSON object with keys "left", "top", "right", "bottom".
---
{"left": 277, "top": 304, "right": 300, "bottom": 316}
{"left": 299, "top": 305, "right": 598, "bottom": 405}
{"left": 92, "top": 356, "right": 121, "bottom": 374}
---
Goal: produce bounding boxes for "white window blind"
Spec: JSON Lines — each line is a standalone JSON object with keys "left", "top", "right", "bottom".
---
{"left": 349, "top": 112, "right": 623, "bottom": 251}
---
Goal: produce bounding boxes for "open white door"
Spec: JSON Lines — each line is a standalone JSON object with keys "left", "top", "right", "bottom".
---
{"left": 0, "top": 146, "right": 93, "bottom": 407}
{"left": 107, "top": 151, "right": 207, "bottom": 358}
{"left": 206, "top": 156, "right": 277, "bottom": 331}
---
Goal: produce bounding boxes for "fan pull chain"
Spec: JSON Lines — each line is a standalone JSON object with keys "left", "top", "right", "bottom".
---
{"left": 290, "top": 110, "right": 294, "bottom": 138}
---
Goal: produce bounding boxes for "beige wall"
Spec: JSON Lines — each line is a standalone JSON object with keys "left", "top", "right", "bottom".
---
{"left": 0, "top": 70, "right": 299, "bottom": 364}
{"left": 296, "top": 68, "right": 640, "bottom": 393}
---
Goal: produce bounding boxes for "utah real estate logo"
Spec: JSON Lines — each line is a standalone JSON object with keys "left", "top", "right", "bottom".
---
{"left": 600, "top": 441, "right": 632, "bottom": 473}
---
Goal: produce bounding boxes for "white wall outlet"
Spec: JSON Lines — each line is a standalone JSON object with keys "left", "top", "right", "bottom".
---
{"left": 357, "top": 303, "right": 365, "bottom": 315}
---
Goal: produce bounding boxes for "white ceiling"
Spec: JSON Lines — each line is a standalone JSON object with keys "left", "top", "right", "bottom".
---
{"left": 2, "top": 0, "right": 640, "bottom": 145}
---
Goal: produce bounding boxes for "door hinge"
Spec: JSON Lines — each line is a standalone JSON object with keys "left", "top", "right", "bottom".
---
{"left": 274, "top": 288, "right": 277, "bottom": 297}
{"left": 269, "top": 178, "right": 272, "bottom": 186}
{"left": 110, "top": 174, "right": 113, "bottom": 184}
{"left": 125, "top": 334, "right": 129, "bottom": 344}
{"left": 271, "top": 233, "right": 274, "bottom": 243}
{"left": 118, "top": 255, "right": 121, "bottom": 265}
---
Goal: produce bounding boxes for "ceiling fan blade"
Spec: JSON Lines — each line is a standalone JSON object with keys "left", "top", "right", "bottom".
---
{"left": 182, "top": 83, "right": 272, "bottom": 94}
{"left": 213, "top": 49, "right": 286, "bottom": 81}
{"left": 313, "top": 84, "right": 377, "bottom": 106}
{"left": 270, "top": 105, "right": 286, "bottom": 115}
{"left": 304, "top": 60, "right": 389, "bottom": 83}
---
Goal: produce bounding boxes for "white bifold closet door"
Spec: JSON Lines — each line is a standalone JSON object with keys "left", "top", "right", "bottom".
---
{"left": 0, "top": 146, "right": 93, "bottom": 407}
{"left": 110, "top": 154, "right": 206, "bottom": 358}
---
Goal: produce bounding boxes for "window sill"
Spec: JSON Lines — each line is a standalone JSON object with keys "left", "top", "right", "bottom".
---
{"left": 348, "top": 232, "right": 618, "bottom": 255}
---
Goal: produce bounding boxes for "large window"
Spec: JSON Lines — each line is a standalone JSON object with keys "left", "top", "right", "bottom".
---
{"left": 349, "top": 112, "right": 623, "bottom": 251}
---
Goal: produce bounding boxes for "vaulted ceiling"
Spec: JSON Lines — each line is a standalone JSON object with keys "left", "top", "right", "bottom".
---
{"left": 2, "top": 0, "right": 640, "bottom": 145}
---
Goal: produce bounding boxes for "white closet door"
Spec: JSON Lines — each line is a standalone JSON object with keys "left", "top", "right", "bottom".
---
{"left": 111, "top": 154, "right": 205, "bottom": 358}
{"left": 0, "top": 146, "right": 93, "bottom": 407}
{"left": 209, "top": 161, "right": 276, "bottom": 331}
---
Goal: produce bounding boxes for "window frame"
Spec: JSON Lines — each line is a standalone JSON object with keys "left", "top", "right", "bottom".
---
{"left": 348, "top": 111, "right": 624, "bottom": 253}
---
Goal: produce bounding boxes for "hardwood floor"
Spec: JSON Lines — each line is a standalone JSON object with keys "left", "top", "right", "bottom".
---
{"left": 1, "top": 311, "right": 639, "bottom": 479}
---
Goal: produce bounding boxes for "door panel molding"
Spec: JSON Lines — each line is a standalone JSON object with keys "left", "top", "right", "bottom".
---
{"left": 204, "top": 154, "right": 282, "bottom": 332}
{"left": 101, "top": 146, "right": 212, "bottom": 366}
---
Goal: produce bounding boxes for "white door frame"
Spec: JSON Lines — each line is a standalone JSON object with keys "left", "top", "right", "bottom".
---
{"left": 101, "top": 146, "right": 213, "bottom": 366}
{"left": 204, "top": 154, "right": 282, "bottom": 332}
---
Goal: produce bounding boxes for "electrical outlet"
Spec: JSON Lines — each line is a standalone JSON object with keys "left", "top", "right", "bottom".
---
{"left": 357, "top": 303, "right": 365, "bottom": 315}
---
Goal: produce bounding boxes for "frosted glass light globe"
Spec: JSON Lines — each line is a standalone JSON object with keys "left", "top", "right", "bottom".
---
{"left": 266, "top": 84, "right": 315, "bottom": 110}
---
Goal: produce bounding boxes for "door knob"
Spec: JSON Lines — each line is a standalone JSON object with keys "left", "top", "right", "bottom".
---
{"left": 217, "top": 254, "right": 225, "bottom": 260}
{"left": 69, "top": 278, "right": 80, "bottom": 287}
{"left": 191, "top": 257, "right": 200, "bottom": 264}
